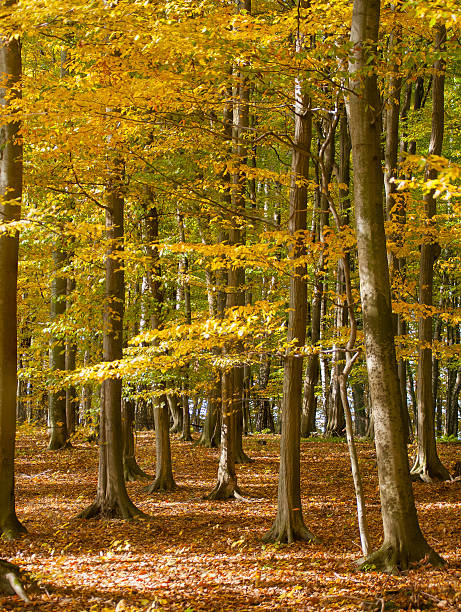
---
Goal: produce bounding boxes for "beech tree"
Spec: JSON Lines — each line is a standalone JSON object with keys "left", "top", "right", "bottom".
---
{"left": 0, "top": 23, "right": 25, "bottom": 541}
{"left": 347, "top": 0, "right": 443, "bottom": 571}
{"left": 411, "top": 24, "right": 451, "bottom": 483}
{"left": 80, "top": 158, "right": 144, "bottom": 519}
{"left": 264, "top": 50, "right": 315, "bottom": 542}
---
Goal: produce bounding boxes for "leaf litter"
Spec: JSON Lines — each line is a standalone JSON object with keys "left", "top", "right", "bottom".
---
{"left": 1, "top": 427, "right": 459, "bottom": 611}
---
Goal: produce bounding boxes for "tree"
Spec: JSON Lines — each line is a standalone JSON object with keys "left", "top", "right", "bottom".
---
{"left": 264, "top": 58, "right": 315, "bottom": 542}
{"left": 47, "top": 241, "right": 69, "bottom": 450}
{"left": 411, "top": 24, "right": 451, "bottom": 483}
{"left": 143, "top": 198, "right": 176, "bottom": 493}
{"left": 80, "top": 158, "right": 144, "bottom": 519}
{"left": 347, "top": 0, "right": 443, "bottom": 571}
{"left": 0, "top": 22, "right": 26, "bottom": 540}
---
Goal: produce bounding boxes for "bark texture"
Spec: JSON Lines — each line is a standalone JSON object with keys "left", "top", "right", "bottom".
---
{"left": 0, "top": 32, "right": 26, "bottom": 540}
{"left": 80, "top": 162, "right": 143, "bottom": 519}
{"left": 411, "top": 24, "right": 451, "bottom": 483}
{"left": 347, "top": 0, "right": 443, "bottom": 572}
{"left": 147, "top": 395, "right": 176, "bottom": 492}
{"left": 264, "top": 78, "right": 315, "bottom": 543}
{"left": 47, "top": 244, "right": 69, "bottom": 450}
{"left": 122, "top": 399, "right": 149, "bottom": 481}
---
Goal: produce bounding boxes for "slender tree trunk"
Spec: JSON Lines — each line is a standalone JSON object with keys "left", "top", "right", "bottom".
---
{"left": 143, "top": 198, "right": 176, "bottom": 492}
{"left": 206, "top": 81, "right": 244, "bottom": 498}
{"left": 177, "top": 211, "right": 192, "bottom": 442}
{"left": 0, "top": 30, "right": 25, "bottom": 540}
{"left": 47, "top": 244, "right": 69, "bottom": 449}
{"left": 168, "top": 393, "right": 182, "bottom": 434}
{"left": 232, "top": 7, "right": 252, "bottom": 464}
{"left": 264, "top": 69, "right": 315, "bottom": 543}
{"left": 347, "top": 0, "right": 443, "bottom": 571}
{"left": 122, "top": 398, "right": 149, "bottom": 481}
{"left": 79, "top": 160, "right": 143, "bottom": 519}
{"left": 384, "top": 10, "right": 410, "bottom": 443}
{"left": 301, "top": 213, "right": 321, "bottom": 438}
{"left": 411, "top": 24, "right": 450, "bottom": 482}
{"left": 206, "top": 370, "right": 241, "bottom": 500}
{"left": 147, "top": 395, "right": 176, "bottom": 492}
{"left": 65, "top": 277, "right": 77, "bottom": 436}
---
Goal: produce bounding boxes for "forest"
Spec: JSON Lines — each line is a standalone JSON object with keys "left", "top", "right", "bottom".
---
{"left": 0, "top": 0, "right": 460, "bottom": 610}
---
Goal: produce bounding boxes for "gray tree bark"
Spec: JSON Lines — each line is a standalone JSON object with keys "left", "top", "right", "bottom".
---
{"left": 264, "top": 73, "right": 315, "bottom": 542}
{"left": 80, "top": 160, "right": 143, "bottom": 519}
{"left": 411, "top": 24, "right": 451, "bottom": 482}
{"left": 47, "top": 243, "right": 69, "bottom": 450}
{"left": 347, "top": 0, "right": 443, "bottom": 571}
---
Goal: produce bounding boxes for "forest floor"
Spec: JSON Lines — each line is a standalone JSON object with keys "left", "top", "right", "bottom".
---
{"left": 1, "top": 427, "right": 460, "bottom": 611}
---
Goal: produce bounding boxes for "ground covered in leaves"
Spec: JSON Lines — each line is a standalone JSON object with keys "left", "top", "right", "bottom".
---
{"left": 1, "top": 426, "right": 460, "bottom": 611}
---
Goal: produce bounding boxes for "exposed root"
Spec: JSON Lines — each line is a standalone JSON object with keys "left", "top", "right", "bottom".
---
{"left": 0, "top": 516, "right": 27, "bottom": 541}
{"left": 195, "top": 436, "right": 218, "bottom": 448}
{"left": 205, "top": 480, "right": 242, "bottom": 501}
{"left": 145, "top": 477, "right": 176, "bottom": 493}
{"left": 357, "top": 542, "right": 445, "bottom": 574}
{"left": 47, "top": 439, "right": 72, "bottom": 451}
{"left": 0, "top": 560, "right": 30, "bottom": 602}
{"left": 123, "top": 458, "right": 150, "bottom": 482}
{"left": 410, "top": 459, "right": 452, "bottom": 483}
{"left": 263, "top": 516, "right": 317, "bottom": 544}
{"left": 78, "top": 498, "right": 148, "bottom": 520}
{"left": 235, "top": 449, "right": 254, "bottom": 464}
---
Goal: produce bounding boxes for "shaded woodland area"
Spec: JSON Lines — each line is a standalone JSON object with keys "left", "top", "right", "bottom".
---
{"left": 0, "top": 0, "right": 460, "bottom": 609}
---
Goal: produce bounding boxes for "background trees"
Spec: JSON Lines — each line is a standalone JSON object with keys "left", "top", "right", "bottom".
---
{"left": 0, "top": 0, "right": 459, "bottom": 583}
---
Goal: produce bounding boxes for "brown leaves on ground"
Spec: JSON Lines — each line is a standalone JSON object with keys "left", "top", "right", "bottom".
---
{"left": 1, "top": 427, "right": 460, "bottom": 611}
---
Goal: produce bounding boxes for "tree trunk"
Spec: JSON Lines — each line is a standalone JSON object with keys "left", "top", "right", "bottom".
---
{"left": 143, "top": 198, "right": 176, "bottom": 492}
{"left": 177, "top": 211, "right": 193, "bottom": 442}
{"left": 206, "top": 78, "right": 246, "bottom": 498}
{"left": 197, "top": 387, "right": 221, "bottom": 447}
{"left": 168, "top": 393, "right": 182, "bottom": 434}
{"left": 47, "top": 243, "right": 69, "bottom": 450}
{"left": 65, "top": 277, "right": 77, "bottom": 436}
{"left": 446, "top": 366, "right": 460, "bottom": 437}
{"left": 264, "top": 74, "right": 315, "bottom": 543}
{"left": 0, "top": 31, "right": 25, "bottom": 540}
{"left": 411, "top": 24, "right": 451, "bottom": 482}
{"left": 384, "top": 10, "right": 410, "bottom": 444}
{"left": 206, "top": 370, "right": 241, "bottom": 500}
{"left": 347, "top": 0, "right": 443, "bottom": 571}
{"left": 122, "top": 398, "right": 149, "bottom": 481}
{"left": 79, "top": 160, "right": 143, "bottom": 519}
{"left": 147, "top": 395, "right": 176, "bottom": 492}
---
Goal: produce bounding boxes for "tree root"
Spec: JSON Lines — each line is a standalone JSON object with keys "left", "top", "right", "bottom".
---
{"left": 47, "top": 439, "right": 72, "bottom": 451}
{"left": 205, "top": 480, "right": 243, "bottom": 501}
{"left": 145, "top": 477, "right": 176, "bottom": 493}
{"left": 0, "top": 560, "right": 30, "bottom": 602}
{"left": 195, "top": 436, "right": 218, "bottom": 448}
{"left": 263, "top": 516, "right": 317, "bottom": 544}
{"left": 357, "top": 541, "right": 445, "bottom": 574}
{"left": 78, "top": 497, "right": 147, "bottom": 520}
{"left": 235, "top": 449, "right": 254, "bottom": 464}
{"left": 0, "top": 516, "right": 27, "bottom": 541}
{"left": 123, "top": 458, "right": 150, "bottom": 482}
{"left": 410, "top": 459, "right": 452, "bottom": 483}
